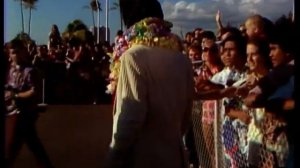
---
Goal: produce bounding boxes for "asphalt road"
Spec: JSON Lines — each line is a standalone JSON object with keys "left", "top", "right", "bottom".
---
{"left": 12, "top": 105, "right": 113, "bottom": 168}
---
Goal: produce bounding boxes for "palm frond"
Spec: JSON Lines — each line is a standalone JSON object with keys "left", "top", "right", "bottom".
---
{"left": 90, "top": 0, "right": 102, "bottom": 11}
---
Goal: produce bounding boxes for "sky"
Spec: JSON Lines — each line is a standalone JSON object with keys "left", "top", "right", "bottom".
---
{"left": 4, "top": 0, "right": 294, "bottom": 45}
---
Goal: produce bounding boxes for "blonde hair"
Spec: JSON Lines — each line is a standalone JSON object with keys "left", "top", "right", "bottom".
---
{"left": 245, "top": 14, "right": 265, "bottom": 31}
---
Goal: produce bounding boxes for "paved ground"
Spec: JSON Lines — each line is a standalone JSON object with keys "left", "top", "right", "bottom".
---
{"left": 12, "top": 105, "right": 113, "bottom": 168}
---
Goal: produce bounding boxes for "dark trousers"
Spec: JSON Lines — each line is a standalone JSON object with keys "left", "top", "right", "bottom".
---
{"left": 184, "top": 126, "right": 199, "bottom": 168}
{"left": 5, "top": 112, "right": 53, "bottom": 168}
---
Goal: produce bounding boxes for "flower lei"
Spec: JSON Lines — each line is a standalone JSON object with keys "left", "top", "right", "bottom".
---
{"left": 106, "top": 17, "right": 183, "bottom": 94}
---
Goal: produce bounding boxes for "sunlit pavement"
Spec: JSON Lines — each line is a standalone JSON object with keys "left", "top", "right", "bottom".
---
{"left": 13, "top": 105, "right": 113, "bottom": 168}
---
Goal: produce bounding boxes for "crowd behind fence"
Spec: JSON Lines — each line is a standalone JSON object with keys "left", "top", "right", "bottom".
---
{"left": 192, "top": 99, "right": 289, "bottom": 168}
{"left": 4, "top": 10, "right": 294, "bottom": 167}
{"left": 36, "top": 59, "right": 112, "bottom": 105}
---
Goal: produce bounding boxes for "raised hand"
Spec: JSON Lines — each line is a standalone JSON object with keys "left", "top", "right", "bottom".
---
{"left": 216, "top": 10, "right": 221, "bottom": 23}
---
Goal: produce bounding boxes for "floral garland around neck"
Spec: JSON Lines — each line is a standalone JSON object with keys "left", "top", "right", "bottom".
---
{"left": 106, "top": 17, "right": 183, "bottom": 94}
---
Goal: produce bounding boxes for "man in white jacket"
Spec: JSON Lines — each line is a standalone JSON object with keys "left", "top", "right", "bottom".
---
{"left": 105, "top": 0, "right": 194, "bottom": 168}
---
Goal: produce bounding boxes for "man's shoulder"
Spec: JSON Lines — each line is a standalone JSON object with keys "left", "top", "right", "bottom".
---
{"left": 123, "top": 45, "right": 185, "bottom": 60}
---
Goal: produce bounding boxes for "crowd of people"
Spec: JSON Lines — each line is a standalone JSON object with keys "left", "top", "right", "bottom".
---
{"left": 182, "top": 9, "right": 295, "bottom": 168}
{"left": 4, "top": 24, "right": 113, "bottom": 105}
{"left": 4, "top": 0, "right": 295, "bottom": 167}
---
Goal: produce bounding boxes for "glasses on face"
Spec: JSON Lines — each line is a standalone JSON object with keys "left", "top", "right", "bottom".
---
{"left": 189, "top": 53, "right": 200, "bottom": 58}
{"left": 222, "top": 47, "right": 236, "bottom": 53}
{"left": 202, "top": 46, "right": 218, "bottom": 53}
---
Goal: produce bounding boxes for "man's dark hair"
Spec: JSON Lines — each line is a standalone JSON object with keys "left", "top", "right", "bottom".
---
{"left": 8, "top": 38, "right": 26, "bottom": 50}
{"left": 221, "top": 32, "right": 247, "bottom": 63}
{"left": 201, "top": 31, "right": 216, "bottom": 41}
{"left": 117, "top": 30, "right": 123, "bottom": 36}
{"left": 119, "top": 0, "right": 164, "bottom": 28}
{"left": 269, "top": 15, "right": 295, "bottom": 56}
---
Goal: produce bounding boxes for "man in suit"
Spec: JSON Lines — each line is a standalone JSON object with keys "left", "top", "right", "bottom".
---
{"left": 105, "top": 0, "right": 195, "bottom": 168}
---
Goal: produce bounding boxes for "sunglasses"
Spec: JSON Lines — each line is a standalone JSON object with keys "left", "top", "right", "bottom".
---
{"left": 202, "top": 46, "right": 219, "bottom": 53}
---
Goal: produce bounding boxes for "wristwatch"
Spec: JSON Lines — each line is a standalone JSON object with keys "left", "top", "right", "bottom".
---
{"left": 13, "top": 93, "right": 19, "bottom": 99}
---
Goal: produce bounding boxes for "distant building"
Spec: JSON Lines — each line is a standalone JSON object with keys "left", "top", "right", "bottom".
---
{"left": 90, "top": 26, "right": 110, "bottom": 44}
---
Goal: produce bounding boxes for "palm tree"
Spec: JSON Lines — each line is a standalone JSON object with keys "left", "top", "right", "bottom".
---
{"left": 83, "top": 5, "right": 96, "bottom": 29}
{"left": 83, "top": 0, "right": 102, "bottom": 29}
{"left": 14, "top": 0, "right": 25, "bottom": 33}
{"left": 62, "top": 19, "right": 94, "bottom": 44}
{"left": 90, "top": 0, "right": 101, "bottom": 43}
{"left": 23, "top": 0, "right": 38, "bottom": 36}
{"left": 110, "top": 1, "right": 123, "bottom": 31}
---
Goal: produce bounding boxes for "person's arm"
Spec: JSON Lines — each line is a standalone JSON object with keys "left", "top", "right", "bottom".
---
{"left": 73, "top": 46, "right": 83, "bottom": 62}
{"left": 265, "top": 98, "right": 294, "bottom": 114}
{"left": 194, "top": 86, "right": 236, "bottom": 100}
{"left": 195, "top": 69, "right": 241, "bottom": 100}
{"left": 11, "top": 68, "right": 40, "bottom": 100}
{"left": 195, "top": 77, "right": 224, "bottom": 92}
{"left": 14, "top": 87, "right": 34, "bottom": 99}
{"left": 216, "top": 10, "right": 224, "bottom": 33}
{"left": 283, "top": 99, "right": 294, "bottom": 110}
{"left": 243, "top": 92, "right": 259, "bottom": 107}
{"left": 245, "top": 71, "right": 294, "bottom": 109}
{"left": 258, "top": 65, "right": 294, "bottom": 99}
